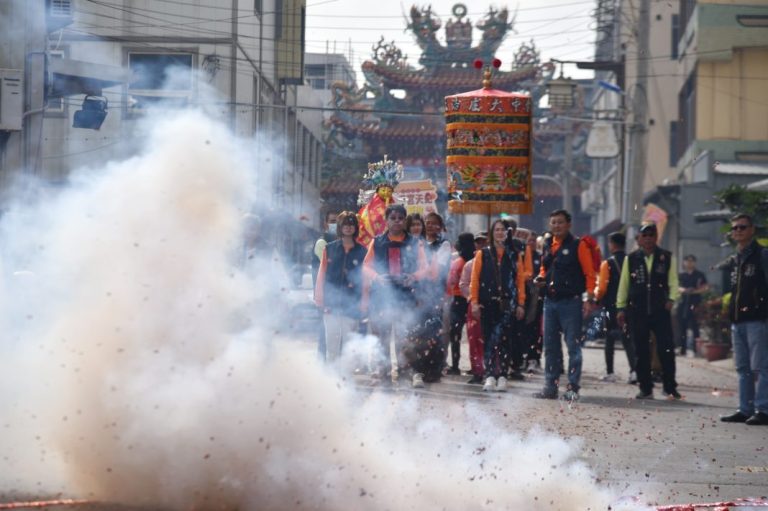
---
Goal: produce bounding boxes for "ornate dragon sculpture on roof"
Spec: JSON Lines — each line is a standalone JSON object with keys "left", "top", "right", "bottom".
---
{"left": 324, "top": 4, "right": 549, "bottom": 153}
{"left": 407, "top": 3, "right": 515, "bottom": 69}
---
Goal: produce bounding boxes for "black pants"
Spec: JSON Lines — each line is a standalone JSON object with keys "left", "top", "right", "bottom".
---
{"left": 480, "top": 301, "right": 507, "bottom": 378}
{"left": 676, "top": 302, "right": 700, "bottom": 354}
{"left": 629, "top": 308, "right": 677, "bottom": 394}
{"left": 449, "top": 296, "right": 468, "bottom": 370}
{"left": 604, "top": 309, "right": 636, "bottom": 374}
{"left": 403, "top": 313, "right": 445, "bottom": 382}
{"left": 523, "top": 310, "right": 543, "bottom": 363}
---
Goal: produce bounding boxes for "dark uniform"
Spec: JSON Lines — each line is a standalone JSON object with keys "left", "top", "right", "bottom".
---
{"left": 600, "top": 250, "right": 637, "bottom": 377}
{"left": 676, "top": 268, "right": 707, "bottom": 355}
{"left": 620, "top": 246, "right": 678, "bottom": 397}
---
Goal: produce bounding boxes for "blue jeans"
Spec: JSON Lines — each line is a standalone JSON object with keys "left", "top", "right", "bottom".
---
{"left": 731, "top": 320, "right": 768, "bottom": 415}
{"left": 543, "top": 296, "right": 583, "bottom": 393}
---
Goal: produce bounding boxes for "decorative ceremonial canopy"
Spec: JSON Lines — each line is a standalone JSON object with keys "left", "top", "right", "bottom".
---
{"left": 444, "top": 65, "right": 533, "bottom": 215}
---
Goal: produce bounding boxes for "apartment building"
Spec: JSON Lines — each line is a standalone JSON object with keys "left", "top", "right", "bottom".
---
{"left": 0, "top": 0, "right": 325, "bottom": 240}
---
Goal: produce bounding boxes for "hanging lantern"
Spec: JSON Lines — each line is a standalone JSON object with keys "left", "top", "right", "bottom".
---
{"left": 444, "top": 60, "right": 533, "bottom": 215}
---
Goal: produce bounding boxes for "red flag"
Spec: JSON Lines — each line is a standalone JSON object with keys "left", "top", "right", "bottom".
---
{"left": 357, "top": 193, "right": 390, "bottom": 246}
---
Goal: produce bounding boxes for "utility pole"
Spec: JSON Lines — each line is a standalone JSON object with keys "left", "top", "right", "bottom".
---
{"left": 625, "top": 0, "right": 650, "bottom": 226}
{"left": 562, "top": 130, "right": 573, "bottom": 213}
{"left": 23, "top": 0, "right": 47, "bottom": 175}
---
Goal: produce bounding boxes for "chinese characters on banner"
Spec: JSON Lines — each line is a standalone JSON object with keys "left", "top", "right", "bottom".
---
{"left": 394, "top": 180, "right": 438, "bottom": 216}
{"left": 444, "top": 88, "right": 533, "bottom": 215}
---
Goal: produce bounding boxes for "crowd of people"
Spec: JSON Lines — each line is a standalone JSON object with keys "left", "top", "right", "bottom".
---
{"left": 310, "top": 207, "right": 768, "bottom": 423}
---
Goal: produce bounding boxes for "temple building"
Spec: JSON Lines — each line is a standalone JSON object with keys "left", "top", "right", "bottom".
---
{"left": 321, "top": 4, "right": 562, "bottom": 229}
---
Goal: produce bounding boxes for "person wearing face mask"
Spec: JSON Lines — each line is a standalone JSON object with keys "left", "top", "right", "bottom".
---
{"left": 616, "top": 222, "right": 681, "bottom": 400}
{"left": 314, "top": 212, "right": 367, "bottom": 364}
{"left": 312, "top": 211, "right": 338, "bottom": 360}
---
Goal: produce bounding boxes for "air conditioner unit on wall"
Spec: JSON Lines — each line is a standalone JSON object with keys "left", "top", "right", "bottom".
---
{"left": 0, "top": 69, "right": 23, "bottom": 131}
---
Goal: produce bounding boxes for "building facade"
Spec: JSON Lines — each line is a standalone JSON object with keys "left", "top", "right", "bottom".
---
{"left": 0, "top": 0, "right": 327, "bottom": 269}
{"left": 582, "top": 0, "right": 768, "bottom": 289}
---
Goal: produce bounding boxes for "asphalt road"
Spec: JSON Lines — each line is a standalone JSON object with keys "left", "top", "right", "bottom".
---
{"left": 337, "top": 340, "right": 768, "bottom": 509}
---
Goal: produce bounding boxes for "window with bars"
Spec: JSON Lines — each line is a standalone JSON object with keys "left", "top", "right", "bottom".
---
{"left": 677, "top": 70, "right": 696, "bottom": 160}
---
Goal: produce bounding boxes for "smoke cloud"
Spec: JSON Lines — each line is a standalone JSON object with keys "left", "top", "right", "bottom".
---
{"left": 0, "top": 108, "right": 643, "bottom": 510}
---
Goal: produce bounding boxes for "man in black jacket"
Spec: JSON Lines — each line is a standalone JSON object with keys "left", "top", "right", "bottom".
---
{"left": 595, "top": 232, "right": 637, "bottom": 383}
{"left": 719, "top": 214, "right": 768, "bottom": 426}
{"left": 616, "top": 222, "right": 681, "bottom": 400}
{"left": 533, "top": 209, "right": 597, "bottom": 401}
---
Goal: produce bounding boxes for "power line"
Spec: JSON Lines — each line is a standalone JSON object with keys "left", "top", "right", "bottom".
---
{"left": 120, "top": 0, "right": 597, "bottom": 17}
{"left": 71, "top": 8, "right": 596, "bottom": 42}
{"left": 55, "top": 23, "right": 768, "bottom": 88}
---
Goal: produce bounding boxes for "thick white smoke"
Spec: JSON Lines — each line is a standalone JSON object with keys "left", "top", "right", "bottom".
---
{"left": 0, "top": 109, "right": 643, "bottom": 510}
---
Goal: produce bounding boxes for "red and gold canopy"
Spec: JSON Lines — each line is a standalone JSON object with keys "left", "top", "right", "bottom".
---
{"left": 444, "top": 71, "right": 533, "bottom": 215}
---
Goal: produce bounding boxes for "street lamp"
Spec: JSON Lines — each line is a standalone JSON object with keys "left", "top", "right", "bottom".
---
{"left": 546, "top": 74, "right": 577, "bottom": 110}
{"left": 548, "top": 58, "right": 627, "bottom": 222}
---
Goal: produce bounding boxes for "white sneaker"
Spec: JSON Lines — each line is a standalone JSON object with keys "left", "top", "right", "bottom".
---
{"left": 627, "top": 371, "right": 637, "bottom": 384}
{"left": 563, "top": 389, "right": 580, "bottom": 401}
{"left": 483, "top": 376, "right": 497, "bottom": 392}
{"left": 496, "top": 376, "right": 508, "bottom": 392}
{"left": 412, "top": 373, "right": 424, "bottom": 389}
{"left": 526, "top": 359, "right": 540, "bottom": 374}
{"left": 600, "top": 373, "right": 618, "bottom": 383}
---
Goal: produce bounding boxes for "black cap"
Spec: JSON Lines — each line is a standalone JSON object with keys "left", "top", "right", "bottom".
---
{"left": 639, "top": 222, "right": 657, "bottom": 233}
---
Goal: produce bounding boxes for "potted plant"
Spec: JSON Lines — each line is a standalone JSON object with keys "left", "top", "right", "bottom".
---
{"left": 696, "top": 292, "right": 731, "bottom": 362}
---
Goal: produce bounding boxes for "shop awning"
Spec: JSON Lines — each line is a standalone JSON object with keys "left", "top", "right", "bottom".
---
{"left": 692, "top": 209, "right": 732, "bottom": 223}
{"left": 48, "top": 58, "right": 132, "bottom": 97}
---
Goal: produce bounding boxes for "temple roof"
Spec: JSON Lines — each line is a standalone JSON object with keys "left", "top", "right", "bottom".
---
{"left": 362, "top": 61, "right": 539, "bottom": 92}
{"left": 329, "top": 116, "right": 444, "bottom": 139}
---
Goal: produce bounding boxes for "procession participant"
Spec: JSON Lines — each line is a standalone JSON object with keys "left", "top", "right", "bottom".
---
{"left": 459, "top": 232, "right": 488, "bottom": 383}
{"left": 595, "top": 232, "right": 637, "bottom": 383}
{"left": 616, "top": 222, "right": 681, "bottom": 400}
{"left": 470, "top": 219, "right": 527, "bottom": 392}
{"left": 533, "top": 209, "right": 597, "bottom": 401}
{"left": 423, "top": 212, "right": 453, "bottom": 370}
{"left": 522, "top": 233, "right": 544, "bottom": 373}
{"left": 677, "top": 254, "right": 708, "bottom": 357}
{"left": 314, "top": 212, "right": 366, "bottom": 362}
{"left": 719, "top": 214, "right": 768, "bottom": 425}
{"left": 362, "top": 203, "right": 430, "bottom": 386}
{"left": 406, "top": 213, "right": 426, "bottom": 240}
{"left": 312, "top": 210, "right": 338, "bottom": 360}
{"left": 446, "top": 233, "right": 476, "bottom": 375}
{"left": 505, "top": 220, "right": 533, "bottom": 379}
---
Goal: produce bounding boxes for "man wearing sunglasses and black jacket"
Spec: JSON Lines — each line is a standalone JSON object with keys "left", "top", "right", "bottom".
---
{"left": 719, "top": 213, "right": 768, "bottom": 426}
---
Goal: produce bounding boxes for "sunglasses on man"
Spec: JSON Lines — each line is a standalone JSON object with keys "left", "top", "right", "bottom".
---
{"left": 730, "top": 224, "right": 751, "bottom": 232}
